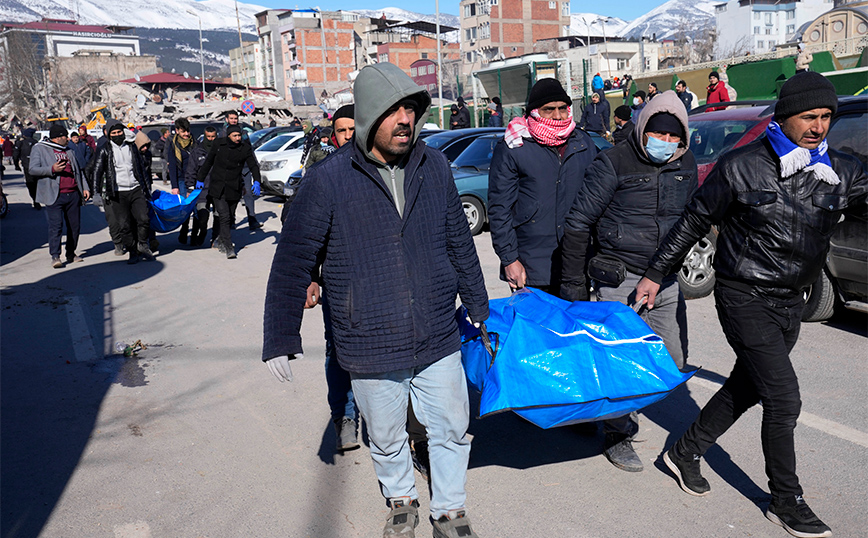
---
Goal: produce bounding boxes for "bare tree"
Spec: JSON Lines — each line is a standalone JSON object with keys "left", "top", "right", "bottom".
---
{"left": 1, "top": 32, "right": 48, "bottom": 119}
{"left": 715, "top": 34, "right": 752, "bottom": 61}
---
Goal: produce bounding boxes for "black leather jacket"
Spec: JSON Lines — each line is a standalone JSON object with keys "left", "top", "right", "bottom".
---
{"left": 646, "top": 138, "right": 867, "bottom": 296}
{"left": 92, "top": 141, "right": 150, "bottom": 200}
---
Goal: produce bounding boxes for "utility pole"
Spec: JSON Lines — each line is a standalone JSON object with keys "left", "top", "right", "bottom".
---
{"left": 187, "top": 10, "right": 207, "bottom": 101}
{"left": 436, "top": 0, "right": 444, "bottom": 128}
{"left": 235, "top": 0, "right": 250, "bottom": 98}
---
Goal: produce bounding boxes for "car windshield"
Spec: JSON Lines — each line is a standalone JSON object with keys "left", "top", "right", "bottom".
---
{"left": 258, "top": 134, "right": 296, "bottom": 152}
{"left": 249, "top": 128, "right": 273, "bottom": 146}
{"left": 452, "top": 137, "right": 500, "bottom": 170}
{"left": 688, "top": 120, "right": 759, "bottom": 165}
{"left": 423, "top": 131, "right": 463, "bottom": 149}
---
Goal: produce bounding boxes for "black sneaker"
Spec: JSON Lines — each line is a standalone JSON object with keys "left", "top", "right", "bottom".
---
{"left": 604, "top": 434, "right": 643, "bottom": 472}
{"left": 766, "top": 495, "right": 832, "bottom": 538}
{"left": 127, "top": 252, "right": 139, "bottom": 265}
{"left": 664, "top": 446, "right": 710, "bottom": 496}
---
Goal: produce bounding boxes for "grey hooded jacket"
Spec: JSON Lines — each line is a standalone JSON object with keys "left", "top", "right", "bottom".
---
{"left": 30, "top": 140, "right": 89, "bottom": 206}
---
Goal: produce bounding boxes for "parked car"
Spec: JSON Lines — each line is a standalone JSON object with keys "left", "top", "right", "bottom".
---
{"left": 423, "top": 128, "right": 505, "bottom": 162}
{"left": 250, "top": 125, "right": 303, "bottom": 149}
{"left": 258, "top": 147, "right": 307, "bottom": 196}
{"left": 801, "top": 95, "right": 867, "bottom": 321}
{"left": 254, "top": 132, "right": 305, "bottom": 157}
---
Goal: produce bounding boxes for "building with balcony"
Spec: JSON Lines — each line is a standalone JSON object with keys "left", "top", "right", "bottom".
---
{"left": 714, "top": 0, "right": 834, "bottom": 57}
{"left": 459, "top": 0, "right": 572, "bottom": 81}
{"left": 255, "top": 9, "right": 290, "bottom": 98}
{"left": 229, "top": 41, "right": 263, "bottom": 88}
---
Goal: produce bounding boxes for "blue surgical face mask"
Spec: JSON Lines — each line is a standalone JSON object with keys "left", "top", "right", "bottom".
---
{"left": 645, "top": 135, "right": 679, "bottom": 163}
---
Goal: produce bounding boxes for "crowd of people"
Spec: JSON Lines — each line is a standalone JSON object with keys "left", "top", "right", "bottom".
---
{"left": 8, "top": 61, "right": 861, "bottom": 538}
{"left": 258, "top": 63, "right": 865, "bottom": 538}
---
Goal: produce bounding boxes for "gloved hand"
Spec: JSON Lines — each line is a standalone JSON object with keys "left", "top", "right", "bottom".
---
{"left": 92, "top": 193, "right": 104, "bottom": 208}
{"left": 560, "top": 282, "right": 589, "bottom": 302}
{"left": 252, "top": 181, "right": 261, "bottom": 196}
{"left": 195, "top": 181, "right": 204, "bottom": 189}
{"left": 266, "top": 353, "right": 302, "bottom": 382}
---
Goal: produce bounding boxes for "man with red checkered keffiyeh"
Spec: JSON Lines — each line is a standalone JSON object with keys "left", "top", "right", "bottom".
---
{"left": 488, "top": 78, "right": 598, "bottom": 296}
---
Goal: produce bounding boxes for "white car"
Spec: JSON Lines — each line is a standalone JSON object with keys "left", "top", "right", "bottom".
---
{"left": 253, "top": 131, "right": 305, "bottom": 158}
{"left": 258, "top": 147, "right": 306, "bottom": 196}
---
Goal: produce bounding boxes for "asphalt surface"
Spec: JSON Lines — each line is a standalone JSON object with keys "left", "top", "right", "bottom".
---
{"left": 1, "top": 167, "right": 866, "bottom": 538}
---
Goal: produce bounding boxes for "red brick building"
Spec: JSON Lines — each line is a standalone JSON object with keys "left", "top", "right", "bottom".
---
{"left": 278, "top": 10, "right": 359, "bottom": 95}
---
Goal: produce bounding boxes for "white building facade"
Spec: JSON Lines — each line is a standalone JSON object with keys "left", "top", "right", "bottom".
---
{"left": 715, "top": 0, "right": 834, "bottom": 56}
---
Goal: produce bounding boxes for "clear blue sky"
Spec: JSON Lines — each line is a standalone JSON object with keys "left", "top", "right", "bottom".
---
{"left": 254, "top": 0, "right": 671, "bottom": 22}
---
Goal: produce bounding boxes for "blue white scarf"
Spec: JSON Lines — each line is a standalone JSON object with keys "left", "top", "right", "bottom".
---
{"left": 765, "top": 121, "right": 839, "bottom": 185}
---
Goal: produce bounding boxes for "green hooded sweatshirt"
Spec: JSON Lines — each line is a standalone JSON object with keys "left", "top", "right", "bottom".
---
{"left": 353, "top": 62, "right": 432, "bottom": 217}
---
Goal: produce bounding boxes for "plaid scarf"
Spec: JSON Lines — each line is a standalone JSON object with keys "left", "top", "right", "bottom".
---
{"left": 504, "top": 108, "right": 576, "bottom": 149}
{"left": 765, "top": 120, "right": 839, "bottom": 185}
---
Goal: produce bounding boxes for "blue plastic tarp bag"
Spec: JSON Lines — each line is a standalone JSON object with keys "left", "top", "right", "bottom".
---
{"left": 148, "top": 189, "right": 201, "bottom": 233}
{"left": 457, "top": 288, "right": 695, "bottom": 429}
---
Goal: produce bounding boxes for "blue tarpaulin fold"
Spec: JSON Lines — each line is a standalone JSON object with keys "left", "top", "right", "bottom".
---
{"left": 148, "top": 189, "right": 201, "bottom": 233}
{"left": 458, "top": 288, "right": 695, "bottom": 429}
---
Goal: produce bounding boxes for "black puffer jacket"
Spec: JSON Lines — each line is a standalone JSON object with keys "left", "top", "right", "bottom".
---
{"left": 562, "top": 91, "right": 698, "bottom": 286}
{"left": 645, "top": 138, "right": 868, "bottom": 295}
{"left": 92, "top": 141, "right": 151, "bottom": 200}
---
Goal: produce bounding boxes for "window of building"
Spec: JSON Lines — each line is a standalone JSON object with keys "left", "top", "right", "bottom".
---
{"left": 548, "top": 1, "right": 556, "bottom": 8}
{"left": 757, "top": 40, "right": 764, "bottom": 49}
{"left": 786, "top": 10, "right": 795, "bottom": 20}
{"left": 464, "top": 3, "right": 476, "bottom": 17}
{"left": 754, "top": 11, "right": 760, "bottom": 20}
{"left": 379, "top": 53, "right": 389, "bottom": 62}
{"left": 421, "top": 52, "right": 428, "bottom": 59}
{"left": 480, "top": 22, "right": 490, "bottom": 39}
{"left": 786, "top": 24, "right": 795, "bottom": 34}
{"left": 715, "top": 4, "right": 727, "bottom": 13}
{"left": 765, "top": 13, "right": 772, "bottom": 25}
{"left": 765, "top": 28, "right": 773, "bottom": 35}
{"left": 617, "top": 57, "right": 629, "bottom": 70}
{"left": 428, "top": 64, "right": 436, "bottom": 74}
{"left": 490, "top": 0, "right": 497, "bottom": 5}
{"left": 562, "top": 2, "right": 570, "bottom": 16}
{"left": 411, "top": 67, "right": 417, "bottom": 76}
{"left": 754, "top": 26, "right": 760, "bottom": 34}
{"left": 768, "top": 40, "right": 776, "bottom": 49}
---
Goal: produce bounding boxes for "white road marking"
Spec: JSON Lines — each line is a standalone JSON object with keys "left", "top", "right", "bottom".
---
{"left": 689, "top": 375, "right": 868, "bottom": 449}
{"left": 65, "top": 295, "right": 98, "bottom": 363}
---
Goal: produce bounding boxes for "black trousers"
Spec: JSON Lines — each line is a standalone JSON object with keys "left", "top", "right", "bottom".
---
{"left": 212, "top": 197, "right": 239, "bottom": 251}
{"left": 45, "top": 191, "right": 81, "bottom": 258}
{"left": 24, "top": 170, "right": 38, "bottom": 203}
{"left": 111, "top": 188, "right": 150, "bottom": 250}
{"left": 675, "top": 284, "right": 804, "bottom": 502}
{"left": 103, "top": 198, "right": 124, "bottom": 246}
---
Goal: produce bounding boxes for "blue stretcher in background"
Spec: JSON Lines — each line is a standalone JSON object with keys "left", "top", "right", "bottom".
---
{"left": 148, "top": 189, "right": 202, "bottom": 233}
{"left": 457, "top": 288, "right": 695, "bottom": 429}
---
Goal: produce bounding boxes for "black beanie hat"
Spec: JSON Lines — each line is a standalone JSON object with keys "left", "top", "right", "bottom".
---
{"left": 526, "top": 78, "right": 571, "bottom": 114}
{"left": 775, "top": 71, "right": 838, "bottom": 120}
{"left": 49, "top": 124, "right": 67, "bottom": 139}
{"left": 226, "top": 124, "right": 243, "bottom": 136}
{"left": 614, "top": 105, "right": 632, "bottom": 121}
{"left": 106, "top": 121, "right": 125, "bottom": 135}
{"left": 709, "top": 71, "right": 720, "bottom": 80}
{"left": 332, "top": 104, "right": 354, "bottom": 125}
{"left": 645, "top": 112, "right": 684, "bottom": 138}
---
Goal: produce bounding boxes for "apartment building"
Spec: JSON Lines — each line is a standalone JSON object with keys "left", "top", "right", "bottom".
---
{"left": 229, "top": 41, "right": 263, "bottom": 88}
{"left": 459, "top": 0, "right": 572, "bottom": 76}
{"left": 255, "top": 9, "right": 289, "bottom": 97}
{"left": 715, "top": 0, "right": 833, "bottom": 56}
{"left": 278, "top": 9, "right": 358, "bottom": 95}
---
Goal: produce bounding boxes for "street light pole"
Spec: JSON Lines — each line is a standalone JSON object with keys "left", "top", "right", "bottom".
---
{"left": 187, "top": 10, "right": 207, "bottom": 101}
{"left": 596, "top": 17, "right": 610, "bottom": 81}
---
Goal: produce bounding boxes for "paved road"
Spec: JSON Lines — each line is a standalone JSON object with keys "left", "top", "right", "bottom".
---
{"left": 1, "top": 168, "right": 866, "bottom": 538}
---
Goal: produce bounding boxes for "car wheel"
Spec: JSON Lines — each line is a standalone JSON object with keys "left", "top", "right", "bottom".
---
{"left": 678, "top": 230, "right": 717, "bottom": 299}
{"left": 802, "top": 268, "right": 836, "bottom": 322}
{"left": 461, "top": 195, "right": 485, "bottom": 236}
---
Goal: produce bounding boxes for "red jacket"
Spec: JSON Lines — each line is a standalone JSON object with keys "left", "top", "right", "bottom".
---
{"left": 706, "top": 82, "right": 730, "bottom": 112}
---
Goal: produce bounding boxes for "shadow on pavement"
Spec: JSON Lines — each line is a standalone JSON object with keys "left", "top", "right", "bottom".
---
{"left": 1, "top": 259, "right": 164, "bottom": 538}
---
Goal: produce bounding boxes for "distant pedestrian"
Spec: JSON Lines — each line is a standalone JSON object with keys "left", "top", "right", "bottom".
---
{"left": 592, "top": 72, "right": 604, "bottom": 93}
{"left": 185, "top": 126, "right": 218, "bottom": 247}
{"left": 632, "top": 90, "right": 647, "bottom": 112}
{"left": 675, "top": 80, "right": 693, "bottom": 112}
{"left": 68, "top": 131, "right": 92, "bottom": 170}
{"left": 487, "top": 102, "right": 502, "bottom": 127}
{"left": 612, "top": 105, "right": 634, "bottom": 145}
{"left": 166, "top": 118, "right": 197, "bottom": 243}
{"left": 580, "top": 92, "right": 609, "bottom": 135}
{"left": 269, "top": 118, "right": 277, "bottom": 128}
{"left": 705, "top": 71, "right": 730, "bottom": 111}
{"left": 451, "top": 97, "right": 470, "bottom": 129}
{"left": 795, "top": 43, "right": 813, "bottom": 72}
{"left": 222, "top": 111, "right": 261, "bottom": 230}
{"left": 13, "top": 128, "right": 39, "bottom": 209}
{"left": 196, "top": 125, "right": 261, "bottom": 259}
{"left": 29, "top": 124, "right": 91, "bottom": 268}
{"left": 77, "top": 125, "right": 96, "bottom": 152}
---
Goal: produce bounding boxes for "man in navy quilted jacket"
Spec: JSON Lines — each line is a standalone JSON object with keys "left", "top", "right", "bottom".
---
{"left": 262, "top": 62, "right": 489, "bottom": 538}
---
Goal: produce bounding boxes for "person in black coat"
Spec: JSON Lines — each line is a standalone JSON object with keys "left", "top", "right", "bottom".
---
{"left": 450, "top": 97, "right": 471, "bottom": 129}
{"left": 580, "top": 93, "right": 609, "bottom": 135}
{"left": 196, "top": 125, "right": 261, "bottom": 259}
{"left": 68, "top": 131, "right": 92, "bottom": 171}
{"left": 488, "top": 78, "right": 598, "bottom": 295}
{"left": 185, "top": 126, "right": 217, "bottom": 247}
{"left": 12, "top": 128, "right": 39, "bottom": 208}
{"left": 612, "top": 105, "right": 635, "bottom": 145}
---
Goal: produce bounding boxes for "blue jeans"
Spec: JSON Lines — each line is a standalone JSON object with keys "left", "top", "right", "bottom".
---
{"left": 350, "top": 350, "right": 471, "bottom": 519}
{"left": 321, "top": 290, "right": 355, "bottom": 421}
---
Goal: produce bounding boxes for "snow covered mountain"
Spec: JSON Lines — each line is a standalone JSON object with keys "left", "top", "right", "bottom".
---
{"left": 349, "top": 7, "right": 460, "bottom": 29}
{"left": 0, "top": 0, "right": 267, "bottom": 32}
{"left": 569, "top": 13, "right": 630, "bottom": 39}
{"left": 617, "top": 0, "right": 717, "bottom": 41}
